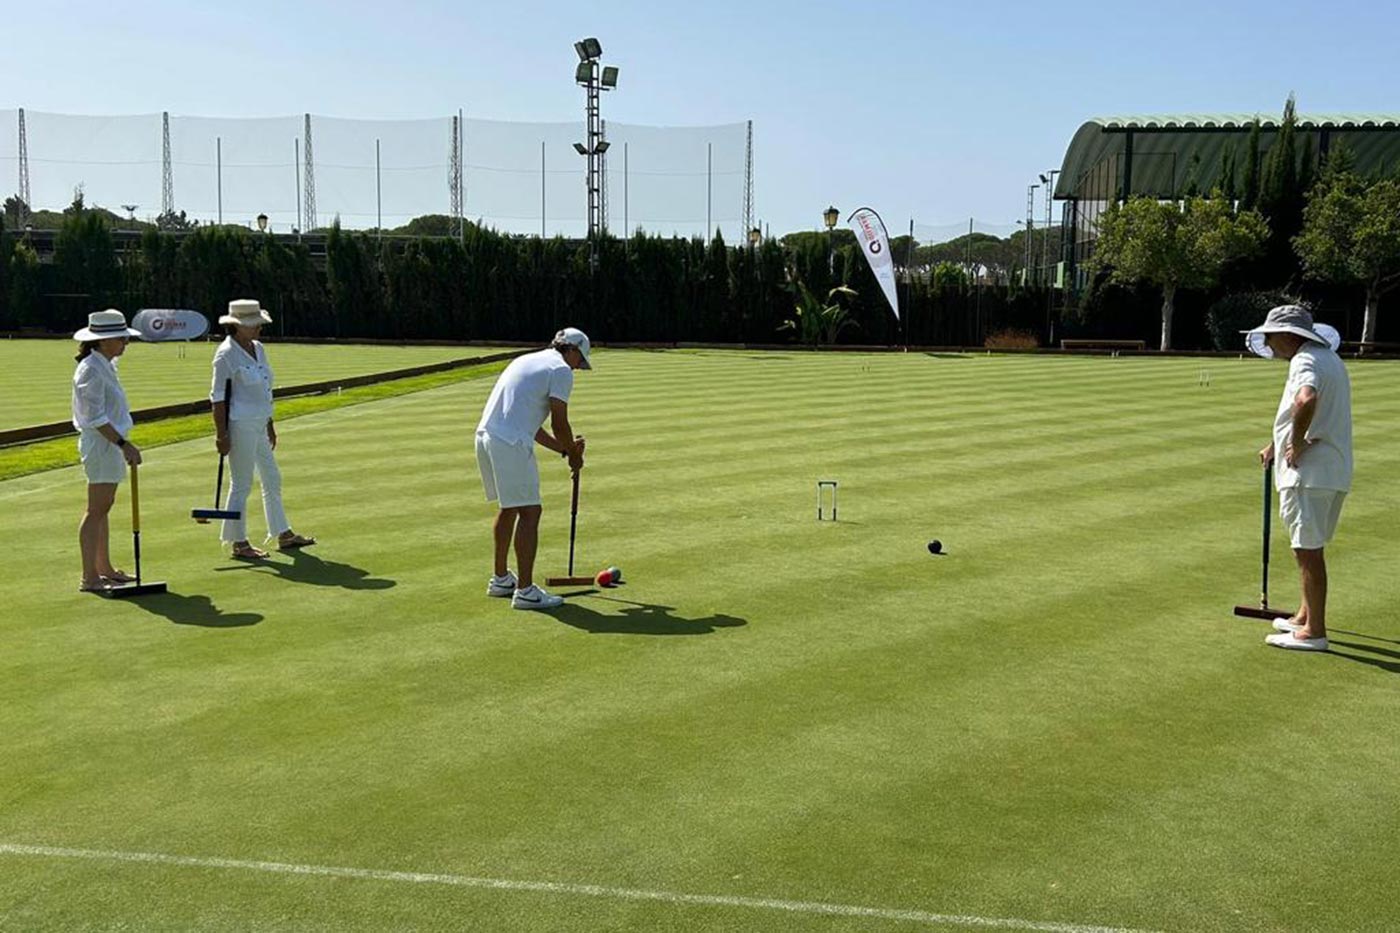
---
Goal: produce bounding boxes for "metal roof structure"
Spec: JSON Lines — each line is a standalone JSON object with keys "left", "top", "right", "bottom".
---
{"left": 1055, "top": 113, "right": 1400, "bottom": 200}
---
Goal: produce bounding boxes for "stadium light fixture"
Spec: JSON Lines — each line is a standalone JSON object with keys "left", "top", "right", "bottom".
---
{"left": 594, "top": 140, "right": 610, "bottom": 155}
{"left": 601, "top": 66, "right": 619, "bottom": 89}
{"left": 823, "top": 205, "right": 839, "bottom": 230}
{"left": 577, "top": 37, "right": 602, "bottom": 60}
{"left": 573, "top": 142, "right": 589, "bottom": 156}
{"left": 575, "top": 61, "right": 594, "bottom": 84}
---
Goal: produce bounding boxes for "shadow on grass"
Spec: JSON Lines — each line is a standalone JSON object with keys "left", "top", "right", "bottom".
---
{"left": 923, "top": 352, "right": 972, "bottom": 359}
{"left": 1332, "top": 628, "right": 1400, "bottom": 647}
{"left": 547, "top": 592, "right": 747, "bottom": 636}
{"left": 214, "top": 550, "right": 396, "bottom": 590}
{"left": 1329, "top": 639, "right": 1400, "bottom": 675}
{"left": 128, "top": 591, "right": 263, "bottom": 628}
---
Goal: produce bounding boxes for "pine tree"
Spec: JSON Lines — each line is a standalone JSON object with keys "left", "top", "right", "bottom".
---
{"left": 1298, "top": 133, "right": 1316, "bottom": 194}
{"left": 1241, "top": 119, "right": 1262, "bottom": 210}
{"left": 1259, "top": 95, "right": 1298, "bottom": 220}
{"left": 1217, "top": 144, "right": 1238, "bottom": 201}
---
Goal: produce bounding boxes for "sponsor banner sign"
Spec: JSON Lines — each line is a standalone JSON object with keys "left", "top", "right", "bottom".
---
{"left": 132, "top": 308, "right": 210, "bottom": 342}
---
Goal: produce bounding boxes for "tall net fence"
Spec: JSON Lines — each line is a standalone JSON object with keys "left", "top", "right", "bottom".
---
{"left": 913, "top": 220, "right": 1020, "bottom": 244}
{"left": 1, "top": 109, "right": 750, "bottom": 240}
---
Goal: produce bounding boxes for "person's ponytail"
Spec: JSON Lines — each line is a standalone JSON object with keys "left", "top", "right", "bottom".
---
{"left": 74, "top": 341, "right": 97, "bottom": 362}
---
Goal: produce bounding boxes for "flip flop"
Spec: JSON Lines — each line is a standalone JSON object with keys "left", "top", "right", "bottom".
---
{"left": 101, "top": 570, "right": 136, "bottom": 584}
{"left": 277, "top": 534, "right": 317, "bottom": 551}
{"left": 79, "top": 579, "right": 112, "bottom": 593}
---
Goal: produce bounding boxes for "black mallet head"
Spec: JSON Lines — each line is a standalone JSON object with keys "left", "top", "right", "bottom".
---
{"left": 102, "top": 581, "right": 168, "bottom": 598}
{"left": 191, "top": 508, "right": 241, "bottom": 523}
{"left": 927, "top": 540, "right": 943, "bottom": 555}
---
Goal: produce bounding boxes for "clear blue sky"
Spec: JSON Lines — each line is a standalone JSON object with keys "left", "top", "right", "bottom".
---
{"left": 4, "top": 0, "right": 1397, "bottom": 238}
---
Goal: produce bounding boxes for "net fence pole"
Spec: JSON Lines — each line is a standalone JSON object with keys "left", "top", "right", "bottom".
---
{"left": 706, "top": 142, "right": 712, "bottom": 241}
{"left": 216, "top": 136, "right": 222, "bottom": 225}
{"left": 375, "top": 138, "right": 382, "bottom": 238}
{"left": 540, "top": 140, "right": 545, "bottom": 239}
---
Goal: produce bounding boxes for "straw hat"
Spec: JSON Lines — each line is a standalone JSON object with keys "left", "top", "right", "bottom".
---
{"left": 73, "top": 309, "right": 142, "bottom": 342}
{"left": 219, "top": 298, "right": 274, "bottom": 327}
{"left": 1241, "top": 305, "right": 1340, "bottom": 358}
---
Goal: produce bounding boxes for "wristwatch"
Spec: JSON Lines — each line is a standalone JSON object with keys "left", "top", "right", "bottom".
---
{"left": 116, "top": 437, "right": 128, "bottom": 448}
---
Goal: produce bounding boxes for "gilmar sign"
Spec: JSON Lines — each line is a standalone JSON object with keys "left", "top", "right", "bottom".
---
{"left": 132, "top": 309, "right": 210, "bottom": 342}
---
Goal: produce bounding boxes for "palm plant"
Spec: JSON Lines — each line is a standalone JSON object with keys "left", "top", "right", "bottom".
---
{"left": 781, "top": 282, "right": 858, "bottom": 346}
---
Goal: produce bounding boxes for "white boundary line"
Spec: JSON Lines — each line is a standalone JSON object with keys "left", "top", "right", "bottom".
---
{"left": 0, "top": 843, "right": 1159, "bottom": 933}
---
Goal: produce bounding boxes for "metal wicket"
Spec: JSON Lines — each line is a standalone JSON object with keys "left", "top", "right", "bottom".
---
{"left": 816, "top": 480, "right": 838, "bottom": 521}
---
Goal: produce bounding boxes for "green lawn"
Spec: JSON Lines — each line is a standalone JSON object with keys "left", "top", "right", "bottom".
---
{"left": 0, "top": 338, "right": 518, "bottom": 431}
{"left": 2, "top": 349, "right": 1398, "bottom": 932}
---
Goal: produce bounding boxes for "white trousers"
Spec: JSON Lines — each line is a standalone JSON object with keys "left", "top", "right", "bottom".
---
{"left": 221, "top": 418, "right": 289, "bottom": 543}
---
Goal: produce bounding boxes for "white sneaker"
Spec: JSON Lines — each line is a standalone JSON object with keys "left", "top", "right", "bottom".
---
{"left": 1272, "top": 617, "right": 1303, "bottom": 634}
{"left": 487, "top": 571, "right": 518, "bottom": 598}
{"left": 511, "top": 584, "right": 564, "bottom": 610}
{"left": 1265, "top": 632, "right": 1329, "bottom": 652}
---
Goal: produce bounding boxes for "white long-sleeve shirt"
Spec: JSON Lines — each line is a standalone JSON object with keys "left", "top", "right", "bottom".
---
{"left": 71, "top": 351, "right": 133, "bottom": 437}
{"left": 210, "top": 337, "right": 275, "bottom": 423}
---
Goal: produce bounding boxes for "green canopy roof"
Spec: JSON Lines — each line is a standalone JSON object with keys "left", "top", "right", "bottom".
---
{"left": 1089, "top": 113, "right": 1400, "bottom": 130}
{"left": 1056, "top": 114, "right": 1400, "bottom": 199}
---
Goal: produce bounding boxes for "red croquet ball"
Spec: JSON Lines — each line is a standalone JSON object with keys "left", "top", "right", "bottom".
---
{"left": 595, "top": 568, "right": 615, "bottom": 587}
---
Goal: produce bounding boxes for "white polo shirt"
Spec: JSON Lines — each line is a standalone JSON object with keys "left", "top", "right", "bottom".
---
{"left": 1273, "top": 343, "right": 1352, "bottom": 491}
{"left": 476, "top": 349, "right": 573, "bottom": 446}
{"left": 71, "top": 351, "right": 133, "bottom": 437}
{"left": 211, "top": 337, "right": 275, "bottom": 423}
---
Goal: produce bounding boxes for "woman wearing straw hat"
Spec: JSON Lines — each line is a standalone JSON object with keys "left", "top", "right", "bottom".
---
{"left": 210, "top": 299, "right": 315, "bottom": 559}
{"left": 1242, "top": 305, "right": 1352, "bottom": 652}
{"left": 72, "top": 309, "right": 145, "bottom": 592}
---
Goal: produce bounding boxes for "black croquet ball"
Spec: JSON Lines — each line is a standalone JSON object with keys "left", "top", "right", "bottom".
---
{"left": 927, "top": 540, "right": 943, "bottom": 555}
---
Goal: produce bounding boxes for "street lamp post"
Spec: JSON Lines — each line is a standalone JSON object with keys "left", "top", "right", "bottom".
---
{"left": 574, "top": 37, "right": 619, "bottom": 273}
{"left": 823, "top": 205, "right": 839, "bottom": 276}
{"left": 256, "top": 213, "right": 269, "bottom": 234}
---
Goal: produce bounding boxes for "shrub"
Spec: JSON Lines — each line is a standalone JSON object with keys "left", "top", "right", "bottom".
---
{"left": 984, "top": 328, "right": 1039, "bottom": 349}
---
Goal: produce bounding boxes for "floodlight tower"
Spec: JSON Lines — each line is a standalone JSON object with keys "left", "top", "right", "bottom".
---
{"left": 16, "top": 108, "right": 31, "bottom": 224}
{"left": 573, "top": 37, "right": 618, "bottom": 269}
{"left": 161, "top": 112, "right": 174, "bottom": 217}
{"left": 1024, "top": 183, "right": 1038, "bottom": 282}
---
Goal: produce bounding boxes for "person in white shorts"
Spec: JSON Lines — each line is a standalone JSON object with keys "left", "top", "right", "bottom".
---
{"left": 475, "top": 328, "right": 590, "bottom": 610}
{"left": 1243, "top": 305, "right": 1352, "bottom": 652}
{"left": 71, "top": 309, "right": 145, "bottom": 593}
{"left": 210, "top": 299, "right": 316, "bottom": 559}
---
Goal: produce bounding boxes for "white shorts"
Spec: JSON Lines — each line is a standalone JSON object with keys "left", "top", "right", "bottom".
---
{"left": 78, "top": 429, "right": 126, "bottom": 485}
{"left": 1279, "top": 487, "right": 1346, "bottom": 550}
{"left": 475, "top": 431, "right": 541, "bottom": 508}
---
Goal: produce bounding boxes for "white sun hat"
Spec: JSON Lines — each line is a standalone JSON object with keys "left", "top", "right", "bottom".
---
{"left": 219, "top": 298, "right": 274, "bottom": 327}
{"left": 1241, "top": 304, "right": 1341, "bottom": 358}
{"left": 73, "top": 309, "right": 142, "bottom": 341}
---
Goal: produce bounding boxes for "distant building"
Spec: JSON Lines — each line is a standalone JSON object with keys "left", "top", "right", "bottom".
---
{"left": 1052, "top": 113, "right": 1400, "bottom": 288}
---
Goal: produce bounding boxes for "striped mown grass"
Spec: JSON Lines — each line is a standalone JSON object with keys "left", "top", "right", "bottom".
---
{"left": 1, "top": 348, "right": 1398, "bottom": 932}
{"left": 0, "top": 338, "right": 518, "bottom": 432}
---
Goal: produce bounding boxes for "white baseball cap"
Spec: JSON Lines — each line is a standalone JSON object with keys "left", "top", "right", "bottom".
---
{"left": 553, "top": 327, "right": 592, "bottom": 369}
